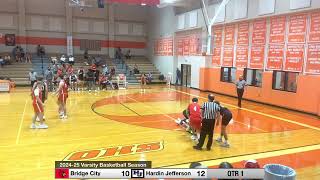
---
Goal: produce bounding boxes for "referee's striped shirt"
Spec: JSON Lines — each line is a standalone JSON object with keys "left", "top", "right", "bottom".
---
{"left": 201, "top": 102, "right": 220, "bottom": 119}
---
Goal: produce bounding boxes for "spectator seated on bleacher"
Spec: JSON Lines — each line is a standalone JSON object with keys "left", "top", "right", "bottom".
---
{"left": 68, "top": 55, "right": 75, "bottom": 65}
{"left": 99, "top": 74, "right": 113, "bottom": 90}
{"left": 146, "top": 72, "right": 153, "bottom": 84}
{"left": 133, "top": 64, "right": 139, "bottom": 74}
{"left": 125, "top": 50, "right": 131, "bottom": 59}
{"left": 95, "top": 55, "right": 102, "bottom": 67}
{"left": 110, "top": 67, "right": 115, "bottom": 77}
{"left": 4, "top": 55, "right": 11, "bottom": 65}
{"left": 102, "top": 64, "right": 108, "bottom": 76}
{"left": 51, "top": 56, "right": 58, "bottom": 65}
{"left": 0, "top": 56, "right": 4, "bottom": 67}
{"left": 60, "top": 55, "right": 66, "bottom": 64}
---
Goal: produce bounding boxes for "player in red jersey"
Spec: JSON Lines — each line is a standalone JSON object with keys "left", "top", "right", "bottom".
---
{"left": 30, "top": 81, "right": 48, "bottom": 129}
{"left": 55, "top": 75, "right": 68, "bottom": 119}
{"left": 32, "top": 78, "right": 48, "bottom": 121}
{"left": 187, "top": 98, "right": 202, "bottom": 141}
{"left": 175, "top": 98, "right": 202, "bottom": 141}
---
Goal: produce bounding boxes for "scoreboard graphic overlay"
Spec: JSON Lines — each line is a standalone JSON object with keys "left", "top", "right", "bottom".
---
{"left": 55, "top": 161, "right": 265, "bottom": 179}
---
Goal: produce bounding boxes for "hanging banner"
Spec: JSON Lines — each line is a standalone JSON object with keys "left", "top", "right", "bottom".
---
{"left": 288, "top": 13, "right": 307, "bottom": 43}
{"left": 154, "top": 39, "right": 158, "bottom": 56}
{"left": 237, "top": 22, "right": 249, "bottom": 45}
{"left": 189, "top": 35, "right": 197, "bottom": 55}
{"left": 235, "top": 46, "right": 248, "bottom": 68}
{"left": 183, "top": 37, "right": 190, "bottom": 56}
{"left": 305, "top": 44, "right": 320, "bottom": 74}
{"left": 212, "top": 47, "right": 221, "bottom": 66}
{"left": 222, "top": 46, "right": 234, "bottom": 67}
{"left": 167, "top": 38, "right": 173, "bottom": 56}
{"left": 252, "top": 19, "right": 267, "bottom": 45}
{"left": 250, "top": 46, "right": 265, "bottom": 69}
{"left": 269, "top": 16, "right": 286, "bottom": 44}
{"left": 67, "top": 35, "right": 73, "bottom": 56}
{"left": 212, "top": 25, "right": 223, "bottom": 46}
{"left": 177, "top": 38, "right": 183, "bottom": 56}
{"left": 267, "top": 44, "right": 284, "bottom": 70}
{"left": 308, "top": 12, "right": 320, "bottom": 42}
{"left": 224, "top": 24, "right": 235, "bottom": 45}
{"left": 284, "top": 44, "right": 305, "bottom": 72}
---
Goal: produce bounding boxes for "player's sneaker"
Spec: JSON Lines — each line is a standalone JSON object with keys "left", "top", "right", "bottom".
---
{"left": 30, "top": 123, "right": 38, "bottom": 129}
{"left": 38, "top": 123, "right": 48, "bottom": 129}
{"left": 191, "top": 135, "right": 198, "bottom": 141}
{"left": 63, "top": 115, "right": 68, "bottom": 119}
{"left": 175, "top": 118, "right": 181, "bottom": 125}
{"left": 59, "top": 115, "right": 64, "bottom": 119}
{"left": 216, "top": 138, "right": 223, "bottom": 143}
{"left": 220, "top": 142, "right": 230, "bottom": 148}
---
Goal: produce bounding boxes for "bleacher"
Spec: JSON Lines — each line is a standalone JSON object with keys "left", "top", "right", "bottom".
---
{"left": 0, "top": 62, "right": 32, "bottom": 86}
{"left": 0, "top": 54, "right": 165, "bottom": 86}
{"left": 125, "top": 56, "right": 165, "bottom": 84}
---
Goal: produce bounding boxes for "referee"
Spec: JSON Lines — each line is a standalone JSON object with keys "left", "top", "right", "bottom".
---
{"left": 193, "top": 94, "right": 220, "bottom": 151}
{"left": 235, "top": 76, "right": 246, "bottom": 108}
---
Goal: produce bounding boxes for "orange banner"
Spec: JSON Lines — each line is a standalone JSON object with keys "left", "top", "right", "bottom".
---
{"left": 284, "top": 44, "right": 305, "bottom": 72}
{"left": 224, "top": 24, "right": 235, "bottom": 45}
{"left": 222, "top": 46, "right": 234, "bottom": 67}
{"left": 252, "top": 19, "right": 267, "bottom": 45}
{"left": 237, "top": 22, "right": 249, "bottom": 45}
{"left": 183, "top": 37, "right": 190, "bottom": 56}
{"left": 269, "top": 16, "right": 286, "bottom": 44}
{"left": 189, "top": 35, "right": 201, "bottom": 56}
{"left": 167, "top": 39, "right": 173, "bottom": 56}
{"left": 212, "top": 47, "right": 221, "bottom": 66}
{"left": 267, "top": 44, "right": 284, "bottom": 70}
{"left": 235, "top": 46, "right": 248, "bottom": 68}
{"left": 305, "top": 44, "right": 320, "bottom": 74}
{"left": 154, "top": 37, "right": 173, "bottom": 56}
{"left": 177, "top": 38, "right": 183, "bottom": 56}
{"left": 288, "top": 13, "right": 307, "bottom": 43}
{"left": 250, "top": 46, "right": 265, "bottom": 69}
{"left": 212, "top": 26, "right": 223, "bottom": 46}
{"left": 308, "top": 12, "right": 320, "bottom": 42}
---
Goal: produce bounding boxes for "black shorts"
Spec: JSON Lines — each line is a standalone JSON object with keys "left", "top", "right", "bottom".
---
{"left": 222, "top": 114, "right": 232, "bottom": 126}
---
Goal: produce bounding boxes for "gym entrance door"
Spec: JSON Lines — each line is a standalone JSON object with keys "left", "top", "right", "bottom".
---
{"left": 181, "top": 64, "right": 191, "bottom": 87}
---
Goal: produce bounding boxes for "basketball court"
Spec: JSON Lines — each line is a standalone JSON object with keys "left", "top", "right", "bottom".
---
{"left": 0, "top": 85, "right": 319, "bottom": 179}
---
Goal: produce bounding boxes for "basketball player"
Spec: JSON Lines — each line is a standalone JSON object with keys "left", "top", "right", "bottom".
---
{"left": 55, "top": 75, "right": 68, "bottom": 119}
{"left": 188, "top": 98, "right": 202, "bottom": 141}
{"left": 32, "top": 78, "right": 48, "bottom": 121}
{"left": 30, "top": 82, "right": 48, "bottom": 129}
{"left": 175, "top": 98, "right": 201, "bottom": 140}
{"left": 215, "top": 101, "right": 232, "bottom": 148}
{"left": 175, "top": 108, "right": 190, "bottom": 130}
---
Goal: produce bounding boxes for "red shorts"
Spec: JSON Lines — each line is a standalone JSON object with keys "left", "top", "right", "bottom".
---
{"left": 58, "top": 94, "right": 68, "bottom": 104}
{"left": 33, "top": 102, "right": 44, "bottom": 113}
{"left": 190, "top": 118, "right": 201, "bottom": 131}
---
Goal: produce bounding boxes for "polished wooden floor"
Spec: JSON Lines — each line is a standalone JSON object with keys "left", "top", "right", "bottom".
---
{"left": 0, "top": 85, "right": 319, "bottom": 180}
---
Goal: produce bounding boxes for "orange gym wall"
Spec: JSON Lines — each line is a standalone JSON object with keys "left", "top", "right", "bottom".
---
{"left": 199, "top": 68, "right": 320, "bottom": 116}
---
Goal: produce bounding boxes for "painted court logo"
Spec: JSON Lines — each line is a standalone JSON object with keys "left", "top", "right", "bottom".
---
{"left": 64, "top": 141, "right": 164, "bottom": 161}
